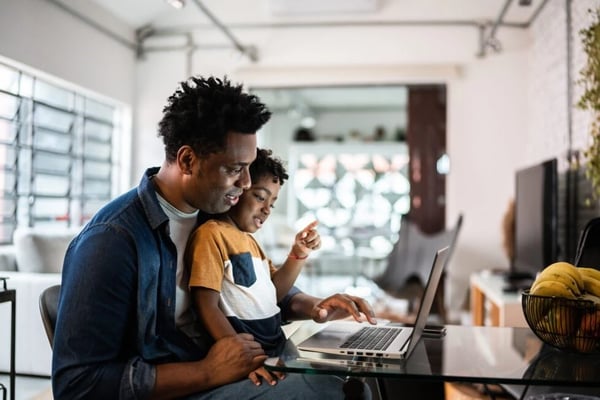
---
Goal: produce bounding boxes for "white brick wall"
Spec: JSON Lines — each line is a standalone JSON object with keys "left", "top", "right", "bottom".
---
{"left": 529, "top": 0, "right": 600, "bottom": 164}
{"left": 572, "top": 1, "right": 600, "bottom": 152}
{"left": 529, "top": 0, "right": 569, "bottom": 166}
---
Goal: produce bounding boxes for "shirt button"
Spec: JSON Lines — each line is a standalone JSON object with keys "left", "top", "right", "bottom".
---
{"left": 167, "top": 298, "right": 171, "bottom": 307}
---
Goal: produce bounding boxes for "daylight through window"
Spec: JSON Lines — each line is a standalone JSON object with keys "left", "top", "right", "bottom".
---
{"left": 0, "top": 61, "right": 121, "bottom": 243}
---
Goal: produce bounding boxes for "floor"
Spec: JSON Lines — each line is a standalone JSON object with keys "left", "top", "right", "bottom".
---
{"left": 0, "top": 375, "right": 52, "bottom": 400}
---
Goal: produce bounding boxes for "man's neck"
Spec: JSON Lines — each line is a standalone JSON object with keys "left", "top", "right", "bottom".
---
{"left": 153, "top": 164, "right": 196, "bottom": 214}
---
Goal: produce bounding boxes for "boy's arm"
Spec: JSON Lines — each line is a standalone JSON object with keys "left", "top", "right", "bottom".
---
{"left": 192, "top": 286, "right": 237, "bottom": 340}
{"left": 271, "top": 248, "right": 308, "bottom": 301}
{"left": 271, "top": 221, "right": 320, "bottom": 301}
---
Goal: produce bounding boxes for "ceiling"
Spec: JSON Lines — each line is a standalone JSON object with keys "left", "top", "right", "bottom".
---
{"left": 91, "top": 0, "right": 545, "bottom": 32}
{"left": 252, "top": 86, "right": 408, "bottom": 112}
{"left": 82, "top": 0, "right": 545, "bottom": 110}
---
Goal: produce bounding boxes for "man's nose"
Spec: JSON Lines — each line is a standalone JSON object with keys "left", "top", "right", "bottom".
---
{"left": 238, "top": 167, "right": 251, "bottom": 190}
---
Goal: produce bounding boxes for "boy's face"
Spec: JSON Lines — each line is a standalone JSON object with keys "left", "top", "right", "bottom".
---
{"left": 228, "top": 174, "right": 282, "bottom": 233}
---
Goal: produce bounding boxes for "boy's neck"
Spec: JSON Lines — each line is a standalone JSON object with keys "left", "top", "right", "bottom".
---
{"left": 216, "top": 213, "right": 241, "bottom": 231}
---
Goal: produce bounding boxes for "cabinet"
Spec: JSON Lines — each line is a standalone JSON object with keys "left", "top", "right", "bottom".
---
{"left": 470, "top": 270, "right": 527, "bottom": 327}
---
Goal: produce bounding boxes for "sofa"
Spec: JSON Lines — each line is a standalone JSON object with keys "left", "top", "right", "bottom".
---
{"left": 0, "top": 227, "right": 79, "bottom": 377}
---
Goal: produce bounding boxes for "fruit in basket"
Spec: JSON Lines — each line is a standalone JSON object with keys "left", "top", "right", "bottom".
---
{"left": 530, "top": 262, "right": 583, "bottom": 298}
{"left": 579, "top": 309, "right": 600, "bottom": 335}
{"left": 530, "top": 280, "right": 578, "bottom": 299}
{"left": 525, "top": 298, "right": 548, "bottom": 327}
{"left": 580, "top": 292, "right": 600, "bottom": 304}
{"left": 573, "top": 335, "right": 597, "bottom": 353}
{"left": 549, "top": 303, "right": 579, "bottom": 336}
{"left": 533, "top": 303, "right": 578, "bottom": 340}
{"left": 534, "top": 314, "right": 553, "bottom": 339}
{"left": 580, "top": 268, "right": 600, "bottom": 297}
{"left": 524, "top": 263, "right": 600, "bottom": 353}
{"left": 578, "top": 266, "right": 600, "bottom": 281}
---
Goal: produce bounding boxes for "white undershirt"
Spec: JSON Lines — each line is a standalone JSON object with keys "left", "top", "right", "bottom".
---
{"left": 155, "top": 193, "right": 198, "bottom": 327}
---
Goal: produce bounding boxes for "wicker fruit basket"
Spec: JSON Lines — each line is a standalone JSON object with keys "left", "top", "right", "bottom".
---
{"left": 521, "top": 291, "right": 600, "bottom": 354}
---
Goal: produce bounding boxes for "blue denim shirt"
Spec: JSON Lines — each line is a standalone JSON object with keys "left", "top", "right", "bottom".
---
{"left": 52, "top": 167, "right": 300, "bottom": 399}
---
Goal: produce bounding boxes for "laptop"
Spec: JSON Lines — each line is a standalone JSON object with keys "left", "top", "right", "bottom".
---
{"left": 297, "top": 246, "right": 449, "bottom": 360}
{"left": 295, "top": 338, "right": 432, "bottom": 374}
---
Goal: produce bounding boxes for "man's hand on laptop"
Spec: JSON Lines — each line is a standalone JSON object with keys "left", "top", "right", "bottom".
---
{"left": 311, "top": 293, "right": 377, "bottom": 325}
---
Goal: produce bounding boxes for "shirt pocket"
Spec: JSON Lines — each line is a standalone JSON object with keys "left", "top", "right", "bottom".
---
{"left": 230, "top": 252, "right": 257, "bottom": 287}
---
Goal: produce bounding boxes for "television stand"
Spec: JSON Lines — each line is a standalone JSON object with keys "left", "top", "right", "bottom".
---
{"left": 502, "top": 272, "right": 534, "bottom": 293}
{"left": 504, "top": 271, "right": 534, "bottom": 282}
{"left": 470, "top": 270, "right": 528, "bottom": 327}
{"left": 502, "top": 280, "right": 532, "bottom": 293}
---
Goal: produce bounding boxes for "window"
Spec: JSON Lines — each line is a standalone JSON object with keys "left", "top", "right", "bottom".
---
{"left": 287, "top": 142, "right": 410, "bottom": 255}
{"left": 0, "top": 61, "right": 123, "bottom": 243}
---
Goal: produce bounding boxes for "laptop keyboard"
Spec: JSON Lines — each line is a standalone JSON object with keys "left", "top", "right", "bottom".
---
{"left": 340, "top": 327, "right": 402, "bottom": 350}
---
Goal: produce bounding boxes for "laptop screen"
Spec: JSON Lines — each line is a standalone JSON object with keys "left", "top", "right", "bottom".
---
{"left": 403, "top": 246, "right": 448, "bottom": 355}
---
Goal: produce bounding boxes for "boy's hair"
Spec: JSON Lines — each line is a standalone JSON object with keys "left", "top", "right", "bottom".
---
{"left": 250, "top": 148, "right": 289, "bottom": 186}
{"left": 158, "top": 76, "right": 271, "bottom": 162}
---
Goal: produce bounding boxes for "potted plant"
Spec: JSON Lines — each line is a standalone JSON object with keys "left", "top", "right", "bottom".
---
{"left": 580, "top": 8, "right": 600, "bottom": 198}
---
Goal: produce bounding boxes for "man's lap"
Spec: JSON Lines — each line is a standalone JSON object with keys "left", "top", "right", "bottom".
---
{"left": 184, "top": 373, "right": 363, "bottom": 400}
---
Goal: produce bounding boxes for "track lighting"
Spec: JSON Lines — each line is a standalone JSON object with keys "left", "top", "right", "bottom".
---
{"left": 165, "top": 0, "right": 185, "bottom": 9}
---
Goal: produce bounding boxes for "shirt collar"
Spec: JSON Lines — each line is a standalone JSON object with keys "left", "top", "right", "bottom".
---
{"left": 137, "top": 167, "right": 169, "bottom": 230}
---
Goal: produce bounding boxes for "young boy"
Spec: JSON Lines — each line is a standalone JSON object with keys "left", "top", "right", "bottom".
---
{"left": 185, "top": 148, "right": 321, "bottom": 385}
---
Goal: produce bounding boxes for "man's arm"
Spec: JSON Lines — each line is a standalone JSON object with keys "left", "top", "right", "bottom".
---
{"left": 152, "top": 334, "right": 266, "bottom": 399}
{"left": 53, "top": 225, "right": 141, "bottom": 399}
{"left": 285, "top": 291, "right": 378, "bottom": 324}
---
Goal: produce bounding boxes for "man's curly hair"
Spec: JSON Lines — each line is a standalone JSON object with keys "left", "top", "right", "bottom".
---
{"left": 250, "top": 148, "right": 289, "bottom": 186}
{"left": 158, "top": 76, "right": 271, "bottom": 162}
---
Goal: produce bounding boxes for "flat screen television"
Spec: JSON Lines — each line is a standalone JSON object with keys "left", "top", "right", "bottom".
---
{"left": 510, "top": 158, "right": 559, "bottom": 282}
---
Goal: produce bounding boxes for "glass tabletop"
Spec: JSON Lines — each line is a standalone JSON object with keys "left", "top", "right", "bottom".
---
{"left": 265, "top": 321, "right": 600, "bottom": 388}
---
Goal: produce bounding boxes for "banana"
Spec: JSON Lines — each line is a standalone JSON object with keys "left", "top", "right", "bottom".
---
{"left": 530, "top": 280, "right": 577, "bottom": 299}
{"left": 533, "top": 267, "right": 583, "bottom": 297}
{"left": 578, "top": 267, "right": 600, "bottom": 282}
{"left": 579, "top": 292, "right": 600, "bottom": 305}
{"left": 582, "top": 275, "right": 600, "bottom": 297}
{"left": 578, "top": 267, "right": 600, "bottom": 297}
{"left": 529, "top": 262, "right": 584, "bottom": 296}
{"left": 549, "top": 262, "right": 584, "bottom": 290}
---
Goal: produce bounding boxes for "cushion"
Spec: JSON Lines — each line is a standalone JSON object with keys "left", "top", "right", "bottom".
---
{"left": 0, "top": 245, "right": 17, "bottom": 271}
{"left": 13, "top": 227, "right": 79, "bottom": 273}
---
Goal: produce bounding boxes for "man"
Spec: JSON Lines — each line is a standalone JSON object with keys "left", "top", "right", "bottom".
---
{"left": 52, "top": 76, "right": 376, "bottom": 399}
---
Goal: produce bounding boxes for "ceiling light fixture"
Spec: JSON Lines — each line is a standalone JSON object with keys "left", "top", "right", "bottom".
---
{"left": 165, "top": 0, "right": 186, "bottom": 9}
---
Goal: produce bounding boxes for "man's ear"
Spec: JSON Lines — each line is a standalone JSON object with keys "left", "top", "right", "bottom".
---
{"left": 176, "top": 145, "right": 196, "bottom": 175}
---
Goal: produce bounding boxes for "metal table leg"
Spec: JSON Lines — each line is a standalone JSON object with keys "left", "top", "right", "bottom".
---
{"left": 0, "top": 278, "right": 16, "bottom": 400}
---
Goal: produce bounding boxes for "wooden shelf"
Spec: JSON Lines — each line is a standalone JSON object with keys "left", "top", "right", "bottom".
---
{"left": 470, "top": 270, "right": 527, "bottom": 327}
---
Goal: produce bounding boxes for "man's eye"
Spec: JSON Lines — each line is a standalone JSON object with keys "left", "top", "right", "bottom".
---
{"left": 228, "top": 167, "right": 243, "bottom": 174}
{"left": 255, "top": 194, "right": 265, "bottom": 202}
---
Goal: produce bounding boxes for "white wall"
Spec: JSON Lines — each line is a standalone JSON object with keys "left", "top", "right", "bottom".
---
{"left": 445, "top": 50, "right": 529, "bottom": 313}
{"left": 0, "top": 0, "right": 136, "bottom": 105}
{"left": 0, "top": 0, "right": 138, "bottom": 192}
